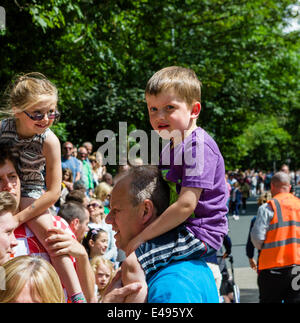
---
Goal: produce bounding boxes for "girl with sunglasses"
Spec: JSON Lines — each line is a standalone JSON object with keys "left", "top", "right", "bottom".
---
{"left": 0, "top": 72, "right": 86, "bottom": 303}
{"left": 87, "top": 199, "right": 118, "bottom": 262}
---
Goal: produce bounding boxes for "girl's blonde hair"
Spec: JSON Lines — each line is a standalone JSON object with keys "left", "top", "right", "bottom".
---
{"left": 1, "top": 72, "right": 58, "bottom": 116}
{"left": 94, "top": 182, "right": 112, "bottom": 202}
{"left": 90, "top": 256, "right": 115, "bottom": 301}
{"left": 0, "top": 256, "right": 65, "bottom": 303}
{"left": 257, "top": 191, "right": 272, "bottom": 206}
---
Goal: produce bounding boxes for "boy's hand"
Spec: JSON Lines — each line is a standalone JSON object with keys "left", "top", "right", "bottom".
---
{"left": 125, "top": 235, "right": 144, "bottom": 256}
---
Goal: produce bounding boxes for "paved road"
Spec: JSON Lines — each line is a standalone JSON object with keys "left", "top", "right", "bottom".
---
{"left": 226, "top": 196, "right": 260, "bottom": 303}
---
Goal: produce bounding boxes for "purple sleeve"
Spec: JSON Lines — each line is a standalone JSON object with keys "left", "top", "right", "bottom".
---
{"left": 181, "top": 130, "right": 218, "bottom": 190}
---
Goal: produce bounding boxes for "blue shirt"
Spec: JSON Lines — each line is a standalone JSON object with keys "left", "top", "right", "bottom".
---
{"left": 61, "top": 156, "right": 82, "bottom": 183}
{"left": 147, "top": 259, "right": 219, "bottom": 303}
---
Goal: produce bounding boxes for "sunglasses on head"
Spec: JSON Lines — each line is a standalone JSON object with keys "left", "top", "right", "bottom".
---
{"left": 24, "top": 110, "right": 60, "bottom": 121}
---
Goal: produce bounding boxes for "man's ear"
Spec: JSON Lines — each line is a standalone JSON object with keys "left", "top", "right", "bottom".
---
{"left": 141, "top": 199, "right": 154, "bottom": 225}
{"left": 191, "top": 102, "right": 201, "bottom": 119}
{"left": 70, "top": 217, "right": 80, "bottom": 231}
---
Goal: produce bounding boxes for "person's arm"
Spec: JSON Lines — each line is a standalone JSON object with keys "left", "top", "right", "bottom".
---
{"left": 223, "top": 235, "right": 232, "bottom": 255}
{"left": 248, "top": 257, "right": 257, "bottom": 271}
{"left": 76, "top": 159, "right": 83, "bottom": 182}
{"left": 250, "top": 203, "right": 274, "bottom": 250}
{"left": 102, "top": 270, "right": 142, "bottom": 303}
{"left": 246, "top": 217, "right": 256, "bottom": 259}
{"left": 121, "top": 252, "right": 148, "bottom": 303}
{"left": 246, "top": 218, "right": 257, "bottom": 270}
{"left": 45, "top": 227, "right": 97, "bottom": 303}
{"left": 15, "top": 132, "right": 62, "bottom": 224}
{"left": 75, "top": 160, "right": 81, "bottom": 182}
{"left": 126, "top": 186, "right": 202, "bottom": 255}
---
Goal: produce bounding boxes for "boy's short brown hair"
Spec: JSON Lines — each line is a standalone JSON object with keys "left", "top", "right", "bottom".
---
{"left": 145, "top": 66, "right": 202, "bottom": 106}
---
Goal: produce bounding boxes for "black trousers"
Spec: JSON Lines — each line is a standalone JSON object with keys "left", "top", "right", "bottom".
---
{"left": 258, "top": 266, "right": 300, "bottom": 303}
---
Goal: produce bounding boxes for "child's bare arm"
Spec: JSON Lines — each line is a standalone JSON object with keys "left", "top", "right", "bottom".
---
{"left": 126, "top": 186, "right": 202, "bottom": 255}
{"left": 15, "top": 132, "right": 62, "bottom": 225}
{"left": 121, "top": 252, "right": 148, "bottom": 303}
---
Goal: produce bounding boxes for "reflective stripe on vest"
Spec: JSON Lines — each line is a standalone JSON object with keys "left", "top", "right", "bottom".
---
{"left": 264, "top": 198, "right": 300, "bottom": 248}
{"left": 259, "top": 194, "right": 300, "bottom": 270}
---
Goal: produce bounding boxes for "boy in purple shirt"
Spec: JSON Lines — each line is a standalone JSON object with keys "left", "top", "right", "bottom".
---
{"left": 126, "top": 66, "right": 228, "bottom": 281}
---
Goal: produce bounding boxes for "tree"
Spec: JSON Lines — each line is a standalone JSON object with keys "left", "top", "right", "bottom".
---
{"left": 0, "top": 0, "right": 299, "bottom": 170}
{"left": 234, "top": 115, "right": 292, "bottom": 170}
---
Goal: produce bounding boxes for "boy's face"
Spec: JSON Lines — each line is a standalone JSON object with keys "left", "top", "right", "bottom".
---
{"left": 146, "top": 90, "right": 200, "bottom": 141}
{"left": 0, "top": 211, "right": 18, "bottom": 265}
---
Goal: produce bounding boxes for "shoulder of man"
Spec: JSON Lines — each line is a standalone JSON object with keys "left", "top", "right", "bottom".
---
{"left": 53, "top": 215, "right": 76, "bottom": 240}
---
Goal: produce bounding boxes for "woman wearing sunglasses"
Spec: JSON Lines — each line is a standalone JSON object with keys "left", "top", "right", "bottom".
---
{"left": 0, "top": 72, "right": 86, "bottom": 303}
{"left": 87, "top": 199, "right": 118, "bottom": 263}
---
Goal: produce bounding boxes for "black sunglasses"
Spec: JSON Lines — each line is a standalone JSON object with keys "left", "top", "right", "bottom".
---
{"left": 24, "top": 110, "right": 60, "bottom": 121}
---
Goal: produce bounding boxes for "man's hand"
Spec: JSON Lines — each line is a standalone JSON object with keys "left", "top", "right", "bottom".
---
{"left": 248, "top": 257, "right": 257, "bottom": 271}
{"left": 45, "top": 227, "right": 86, "bottom": 259}
{"left": 222, "top": 252, "right": 229, "bottom": 259}
{"left": 102, "top": 270, "right": 143, "bottom": 303}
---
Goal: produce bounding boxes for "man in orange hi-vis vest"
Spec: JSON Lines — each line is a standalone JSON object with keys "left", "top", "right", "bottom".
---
{"left": 251, "top": 171, "right": 300, "bottom": 303}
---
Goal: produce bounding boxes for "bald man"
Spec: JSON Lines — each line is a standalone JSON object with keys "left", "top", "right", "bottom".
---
{"left": 251, "top": 172, "right": 300, "bottom": 303}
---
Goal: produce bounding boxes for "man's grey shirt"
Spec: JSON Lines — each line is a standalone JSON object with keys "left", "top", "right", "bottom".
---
{"left": 251, "top": 202, "right": 274, "bottom": 250}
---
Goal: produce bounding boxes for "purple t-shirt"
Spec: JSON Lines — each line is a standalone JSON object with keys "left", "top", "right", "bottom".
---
{"left": 159, "top": 127, "right": 228, "bottom": 250}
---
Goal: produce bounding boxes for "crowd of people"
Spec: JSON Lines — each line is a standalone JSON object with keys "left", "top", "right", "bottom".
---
{"left": 0, "top": 68, "right": 299, "bottom": 304}
{"left": 225, "top": 165, "right": 300, "bottom": 220}
{"left": 59, "top": 140, "right": 145, "bottom": 301}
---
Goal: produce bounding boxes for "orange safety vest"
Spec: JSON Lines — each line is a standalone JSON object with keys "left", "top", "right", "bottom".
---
{"left": 259, "top": 192, "right": 300, "bottom": 270}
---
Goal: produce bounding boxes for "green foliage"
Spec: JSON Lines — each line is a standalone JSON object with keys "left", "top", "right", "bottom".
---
{"left": 50, "top": 122, "right": 69, "bottom": 142}
{"left": 0, "top": 0, "right": 299, "bottom": 170}
{"left": 233, "top": 116, "right": 292, "bottom": 170}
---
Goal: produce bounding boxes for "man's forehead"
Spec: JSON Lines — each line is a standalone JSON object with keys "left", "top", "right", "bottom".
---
{"left": 110, "top": 178, "right": 131, "bottom": 206}
{"left": 63, "top": 142, "right": 73, "bottom": 148}
{"left": 84, "top": 208, "right": 90, "bottom": 218}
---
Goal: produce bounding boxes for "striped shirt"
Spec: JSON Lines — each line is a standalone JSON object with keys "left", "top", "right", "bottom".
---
{"left": 0, "top": 118, "right": 51, "bottom": 198}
